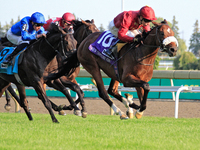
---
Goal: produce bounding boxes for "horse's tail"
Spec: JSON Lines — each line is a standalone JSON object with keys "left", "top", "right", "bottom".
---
{"left": 45, "top": 51, "right": 80, "bottom": 80}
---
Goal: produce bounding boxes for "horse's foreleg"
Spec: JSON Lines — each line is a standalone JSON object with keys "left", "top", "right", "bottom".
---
{"left": 46, "top": 79, "right": 81, "bottom": 116}
{"left": 134, "top": 83, "right": 150, "bottom": 119}
{"left": 90, "top": 71, "right": 128, "bottom": 120}
{"left": 60, "top": 78, "right": 87, "bottom": 118}
{"left": 33, "top": 82, "right": 59, "bottom": 123}
{"left": 107, "top": 79, "right": 138, "bottom": 118}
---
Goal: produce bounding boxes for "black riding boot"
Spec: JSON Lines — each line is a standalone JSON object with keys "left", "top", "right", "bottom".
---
{"left": 3, "top": 43, "right": 28, "bottom": 64}
{"left": 104, "top": 39, "right": 120, "bottom": 57}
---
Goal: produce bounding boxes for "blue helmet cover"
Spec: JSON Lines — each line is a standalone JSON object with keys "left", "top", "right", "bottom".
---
{"left": 31, "top": 12, "right": 46, "bottom": 24}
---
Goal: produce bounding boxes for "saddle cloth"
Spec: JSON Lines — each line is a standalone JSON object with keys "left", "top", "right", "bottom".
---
{"left": 88, "top": 30, "right": 119, "bottom": 65}
{"left": 0, "top": 47, "right": 20, "bottom": 75}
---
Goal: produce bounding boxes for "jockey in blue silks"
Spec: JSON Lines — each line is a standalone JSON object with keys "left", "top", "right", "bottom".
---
{"left": 3, "top": 12, "right": 47, "bottom": 64}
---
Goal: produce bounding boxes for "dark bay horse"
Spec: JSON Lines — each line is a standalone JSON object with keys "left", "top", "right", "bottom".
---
{"left": 46, "top": 20, "right": 178, "bottom": 119}
{"left": 0, "top": 23, "right": 76, "bottom": 123}
{"left": 43, "top": 19, "right": 100, "bottom": 115}
{"left": 3, "top": 19, "right": 99, "bottom": 118}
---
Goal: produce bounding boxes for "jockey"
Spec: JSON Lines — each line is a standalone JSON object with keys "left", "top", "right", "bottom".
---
{"left": 3, "top": 12, "right": 46, "bottom": 64}
{"left": 105, "top": 6, "right": 157, "bottom": 57}
{"left": 43, "top": 12, "right": 75, "bottom": 31}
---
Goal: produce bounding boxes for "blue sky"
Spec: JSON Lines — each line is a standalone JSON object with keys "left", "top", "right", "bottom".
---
{"left": 1, "top": 0, "right": 200, "bottom": 48}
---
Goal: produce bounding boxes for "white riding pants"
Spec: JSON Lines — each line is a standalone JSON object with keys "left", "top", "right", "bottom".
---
{"left": 108, "top": 19, "right": 141, "bottom": 38}
{"left": 6, "top": 28, "right": 29, "bottom": 45}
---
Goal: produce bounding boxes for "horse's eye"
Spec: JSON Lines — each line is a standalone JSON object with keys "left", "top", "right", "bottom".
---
{"left": 161, "top": 33, "right": 164, "bottom": 36}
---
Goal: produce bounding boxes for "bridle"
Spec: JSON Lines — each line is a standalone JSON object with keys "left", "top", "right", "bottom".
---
{"left": 142, "top": 24, "right": 178, "bottom": 52}
{"left": 112, "top": 24, "right": 178, "bottom": 66}
{"left": 77, "top": 24, "right": 92, "bottom": 43}
{"left": 39, "top": 32, "right": 74, "bottom": 58}
{"left": 142, "top": 25, "right": 165, "bottom": 50}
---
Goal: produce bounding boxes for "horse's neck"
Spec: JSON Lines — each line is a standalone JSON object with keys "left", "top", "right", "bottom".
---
{"left": 28, "top": 38, "right": 57, "bottom": 65}
{"left": 74, "top": 26, "right": 87, "bottom": 47}
{"left": 137, "top": 37, "right": 160, "bottom": 64}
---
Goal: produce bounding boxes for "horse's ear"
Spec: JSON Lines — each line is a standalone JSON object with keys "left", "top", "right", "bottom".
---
{"left": 81, "top": 19, "right": 90, "bottom": 26}
{"left": 163, "top": 19, "right": 168, "bottom": 24}
{"left": 91, "top": 19, "right": 94, "bottom": 24}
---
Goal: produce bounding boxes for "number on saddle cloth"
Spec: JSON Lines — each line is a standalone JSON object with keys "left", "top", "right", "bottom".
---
{"left": 88, "top": 31, "right": 120, "bottom": 63}
{"left": 0, "top": 47, "right": 21, "bottom": 73}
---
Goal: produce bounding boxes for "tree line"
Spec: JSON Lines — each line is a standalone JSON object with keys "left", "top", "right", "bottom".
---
{"left": 0, "top": 15, "right": 200, "bottom": 70}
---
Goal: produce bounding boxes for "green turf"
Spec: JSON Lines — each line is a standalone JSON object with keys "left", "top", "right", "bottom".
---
{"left": 0, "top": 113, "right": 199, "bottom": 150}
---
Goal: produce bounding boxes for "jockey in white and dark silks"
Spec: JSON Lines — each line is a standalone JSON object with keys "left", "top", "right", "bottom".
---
{"left": 3, "top": 12, "right": 47, "bottom": 64}
{"left": 104, "top": 6, "right": 157, "bottom": 57}
{"left": 43, "top": 12, "right": 75, "bottom": 31}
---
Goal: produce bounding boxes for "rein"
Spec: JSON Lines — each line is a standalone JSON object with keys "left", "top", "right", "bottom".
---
{"left": 40, "top": 33, "right": 69, "bottom": 58}
{"left": 112, "top": 26, "right": 163, "bottom": 66}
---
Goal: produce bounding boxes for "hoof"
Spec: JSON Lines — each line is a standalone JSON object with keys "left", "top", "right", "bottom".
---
{"left": 126, "top": 111, "right": 134, "bottom": 119}
{"left": 135, "top": 110, "right": 144, "bottom": 119}
{"left": 120, "top": 114, "right": 129, "bottom": 120}
{"left": 74, "top": 110, "right": 82, "bottom": 116}
{"left": 4, "top": 104, "right": 11, "bottom": 111}
{"left": 58, "top": 104, "right": 65, "bottom": 111}
{"left": 59, "top": 110, "right": 66, "bottom": 116}
{"left": 82, "top": 111, "right": 87, "bottom": 118}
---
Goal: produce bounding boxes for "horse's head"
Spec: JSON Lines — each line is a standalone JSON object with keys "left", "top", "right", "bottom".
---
{"left": 151, "top": 20, "right": 178, "bottom": 57}
{"left": 73, "top": 19, "right": 99, "bottom": 47}
{"left": 44, "top": 23, "right": 77, "bottom": 57}
{"left": 81, "top": 19, "right": 100, "bottom": 33}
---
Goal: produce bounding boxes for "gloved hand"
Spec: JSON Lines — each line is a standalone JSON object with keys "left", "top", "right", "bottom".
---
{"left": 133, "top": 34, "right": 143, "bottom": 43}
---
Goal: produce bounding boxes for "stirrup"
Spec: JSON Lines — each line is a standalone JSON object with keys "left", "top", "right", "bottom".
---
{"left": 104, "top": 50, "right": 114, "bottom": 59}
{"left": 1, "top": 63, "right": 9, "bottom": 68}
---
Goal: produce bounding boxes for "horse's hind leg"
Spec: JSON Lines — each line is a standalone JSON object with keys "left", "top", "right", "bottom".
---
{"left": 16, "top": 85, "right": 33, "bottom": 121}
{"left": 7, "top": 85, "right": 21, "bottom": 113}
{"left": 4, "top": 89, "right": 11, "bottom": 111}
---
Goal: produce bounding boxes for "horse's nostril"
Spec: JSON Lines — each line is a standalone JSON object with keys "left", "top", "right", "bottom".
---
{"left": 170, "top": 48, "right": 175, "bottom": 52}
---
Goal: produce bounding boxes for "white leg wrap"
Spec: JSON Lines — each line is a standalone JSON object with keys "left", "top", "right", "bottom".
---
{"left": 122, "top": 97, "right": 129, "bottom": 108}
{"left": 111, "top": 104, "right": 122, "bottom": 116}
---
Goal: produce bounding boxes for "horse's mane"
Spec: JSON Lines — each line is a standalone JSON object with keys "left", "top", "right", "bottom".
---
{"left": 46, "top": 23, "right": 63, "bottom": 35}
{"left": 73, "top": 19, "right": 92, "bottom": 31}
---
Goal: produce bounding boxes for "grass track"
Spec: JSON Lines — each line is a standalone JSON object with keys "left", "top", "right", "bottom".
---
{"left": 0, "top": 113, "right": 200, "bottom": 150}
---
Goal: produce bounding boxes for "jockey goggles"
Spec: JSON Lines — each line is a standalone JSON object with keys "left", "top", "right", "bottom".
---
{"left": 34, "top": 23, "right": 44, "bottom": 26}
{"left": 142, "top": 18, "right": 151, "bottom": 23}
{"left": 63, "top": 21, "right": 73, "bottom": 26}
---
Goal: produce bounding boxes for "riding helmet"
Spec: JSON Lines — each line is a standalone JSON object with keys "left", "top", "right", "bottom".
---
{"left": 139, "top": 6, "right": 157, "bottom": 21}
{"left": 62, "top": 12, "right": 75, "bottom": 24}
{"left": 31, "top": 12, "right": 46, "bottom": 24}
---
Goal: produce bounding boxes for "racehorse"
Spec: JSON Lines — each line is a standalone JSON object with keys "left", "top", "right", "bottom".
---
{"left": 44, "top": 19, "right": 100, "bottom": 115}
{"left": 3, "top": 19, "right": 100, "bottom": 117}
{"left": 46, "top": 20, "right": 178, "bottom": 119}
{"left": 0, "top": 23, "right": 76, "bottom": 123}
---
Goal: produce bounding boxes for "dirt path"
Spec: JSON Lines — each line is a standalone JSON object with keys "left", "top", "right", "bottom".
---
{"left": 0, "top": 97, "right": 199, "bottom": 118}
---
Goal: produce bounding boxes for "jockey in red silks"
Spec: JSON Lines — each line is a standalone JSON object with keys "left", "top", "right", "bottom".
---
{"left": 105, "top": 6, "right": 157, "bottom": 56}
{"left": 43, "top": 12, "right": 75, "bottom": 32}
{"left": 3, "top": 12, "right": 46, "bottom": 64}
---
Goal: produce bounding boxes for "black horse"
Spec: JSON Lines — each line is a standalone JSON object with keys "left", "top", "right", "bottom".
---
{"left": 2, "top": 19, "right": 99, "bottom": 118}
{"left": 0, "top": 23, "right": 76, "bottom": 123}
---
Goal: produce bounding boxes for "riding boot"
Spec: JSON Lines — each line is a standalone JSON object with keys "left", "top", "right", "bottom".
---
{"left": 104, "top": 45, "right": 116, "bottom": 56}
{"left": 3, "top": 43, "right": 28, "bottom": 64}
